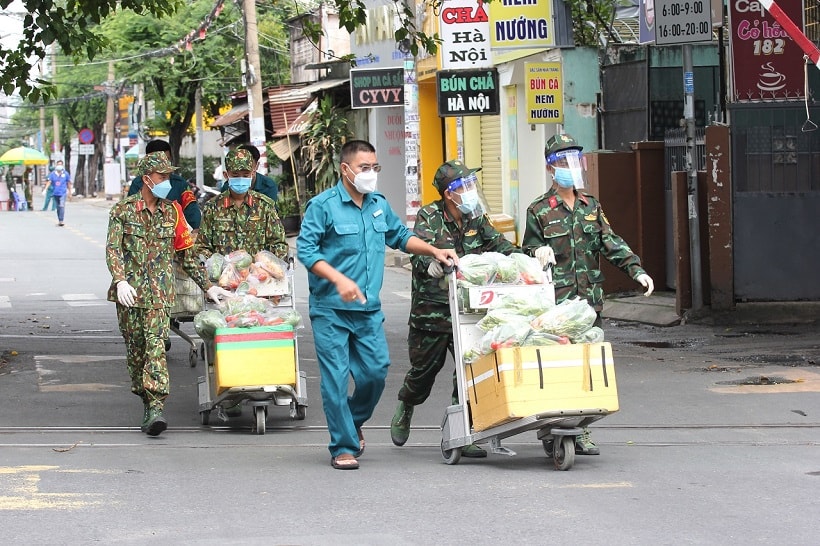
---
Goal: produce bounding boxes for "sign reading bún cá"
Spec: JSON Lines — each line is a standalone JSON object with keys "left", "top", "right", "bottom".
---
{"left": 436, "top": 68, "right": 500, "bottom": 117}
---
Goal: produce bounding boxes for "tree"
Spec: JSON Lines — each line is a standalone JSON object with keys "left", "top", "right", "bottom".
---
{"left": 0, "top": 0, "right": 181, "bottom": 103}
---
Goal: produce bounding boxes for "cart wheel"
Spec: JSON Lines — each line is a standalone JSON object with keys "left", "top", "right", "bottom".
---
{"left": 553, "top": 436, "right": 575, "bottom": 471}
{"left": 188, "top": 347, "right": 197, "bottom": 368}
{"left": 441, "top": 440, "right": 462, "bottom": 465}
{"left": 542, "top": 438, "right": 554, "bottom": 457}
{"left": 200, "top": 410, "right": 210, "bottom": 426}
{"left": 289, "top": 402, "right": 307, "bottom": 420}
{"left": 254, "top": 406, "right": 266, "bottom": 435}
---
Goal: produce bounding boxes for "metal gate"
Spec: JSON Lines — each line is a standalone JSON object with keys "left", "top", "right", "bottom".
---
{"left": 601, "top": 58, "right": 648, "bottom": 151}
{"left": 730, "top": 105, "right": 820, "bottom": 301}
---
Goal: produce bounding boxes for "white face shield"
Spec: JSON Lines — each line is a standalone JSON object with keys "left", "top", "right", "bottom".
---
{"left": 447, "top": 172, "right": 486, "bottom": 220}
{"left": 546, "top": 149, "right": 586, "bottom": 189}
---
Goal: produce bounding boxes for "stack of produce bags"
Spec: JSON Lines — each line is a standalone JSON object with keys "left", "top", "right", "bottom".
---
{"left": 205, "top": 249, "right": 288, "bottom": 296}
{"left": 456, "top": 253, "right": 604, "bottom": 363}
{"left": 193, "top": 294, "right": 303, "bottom": 341}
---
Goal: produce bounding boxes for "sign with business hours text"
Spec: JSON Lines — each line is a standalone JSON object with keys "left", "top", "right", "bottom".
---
{"left": 440, "top": 0, "right": 492, "bottom": 69}
{"left": 655, "top": 0, "right": 712, "bottom": 44}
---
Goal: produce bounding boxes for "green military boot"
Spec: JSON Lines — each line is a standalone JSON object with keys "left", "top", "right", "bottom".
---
{"left": 140, "top": 403, "right": 150, "bottom": 433}
{"left": 390, "top": 401, "right": 414, "bottom": 446}
{"left": 575, "top": 427, "right": 600, "bottom": 455}
{"left": 144, "top": 404, "right": 168, "bottom": 437}
{"left": 461, "top": 443, "right": 487, "bottom": 458}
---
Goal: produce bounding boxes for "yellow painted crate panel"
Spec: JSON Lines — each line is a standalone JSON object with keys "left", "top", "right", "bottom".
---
{"left": 466, "top": 342, "right": 619, "bottom": 432}
{"left": 214, "top": 326, "right": 295, "bottom": 394}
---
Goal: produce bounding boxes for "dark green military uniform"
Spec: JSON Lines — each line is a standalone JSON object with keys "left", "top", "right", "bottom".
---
{"left": 399, "top": 199, "right": 521, "bottom": 406}
{"left": 196, "top": 190, "right": 288, "bottom": 260}
{"left": 521, "top": 187, "right": 646, "bottom": 312}
{"left": 106, "top": 194, "right": 210, "bottom": 409}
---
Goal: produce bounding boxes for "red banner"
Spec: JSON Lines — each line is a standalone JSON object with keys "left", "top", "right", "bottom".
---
{"left": 729, "top": 0, "right": 805, "bottom": 102}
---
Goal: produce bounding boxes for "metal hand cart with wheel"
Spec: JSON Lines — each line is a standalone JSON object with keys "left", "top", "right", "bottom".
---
{"left": 440, "top": 270, "right": 619, "bottom": 470}
{"left": 170, "top": 263, "right": 207, "bottom": 368}
{"left": 197, "top": 258, "right": 307, "bottom": 434}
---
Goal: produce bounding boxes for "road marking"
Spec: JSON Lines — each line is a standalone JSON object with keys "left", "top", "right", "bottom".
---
{"left": 0, "top": 277, "right": 14, "bottom": 282}
{"left": 0, "top": 296, "right": 9, "bottom": 309}
{"left": 0, "top": 465, "right": 104, "bottom": 510}
{"left": 62, "top": 294, "right": 107, "bottom": 307}
{"left": 393, "top": 291, "right": 411, "bottom": 299}
{"left": 35, "top": 355, "right": 125, "bottom": 393}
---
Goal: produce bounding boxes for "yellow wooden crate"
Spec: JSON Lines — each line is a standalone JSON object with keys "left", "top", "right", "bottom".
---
{"left": 465, "top": 342, "right": 619, "bottom": 432}
{"left": 214, "top": 326, "right": 295, "bottom": 394}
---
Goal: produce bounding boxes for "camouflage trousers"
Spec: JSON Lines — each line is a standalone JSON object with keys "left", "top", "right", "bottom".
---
{"left": 398, "top": 326, "right": 458, "bottom": 406}
{"left": 116, "top": 305, "right": 171, "bottom": 407}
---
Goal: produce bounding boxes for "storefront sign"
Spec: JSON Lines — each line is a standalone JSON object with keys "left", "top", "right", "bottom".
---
{"left": 436, "top": 69, "right": 500, "bottom": 117}
{"left": 729, "top": 0, "right": 804, "bottom": 101}
{"left": 525, "top": 63, "right": 563, "bottom": 123}
{"left": 489, "top": 0, "right": 554, "bottom": 49}
{"left": 440, "top": 0, "right": 492, "bottom": 69}
{"left": 350, "top": 67, "right": 405, "bottom": 109}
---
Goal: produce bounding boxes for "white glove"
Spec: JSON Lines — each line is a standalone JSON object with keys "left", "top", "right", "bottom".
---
{"left": 534, "top": 246, "right": 556, "bottom": 267}
{"left": 427, "top": 260, "right": 444, "bottom": 278}
{"left": 206, "top": 285, "right": 232, "bottom": 304}
{"left": 41, "top": 188, "right": 46, "bottom": 196}
{"left": 636, "top": 273, "right": 654, "bottom": 297}
{"left": 116, "top": 281, "right": 137, "bottom": 307}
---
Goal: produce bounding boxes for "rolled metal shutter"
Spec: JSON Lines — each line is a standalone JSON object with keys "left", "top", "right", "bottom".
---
{"left": 479, "top": 115, "right": 502, "bottom": 214}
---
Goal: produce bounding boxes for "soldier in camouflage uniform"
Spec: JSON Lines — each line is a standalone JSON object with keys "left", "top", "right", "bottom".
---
{"left": 195, "top": 147, "right": 288, "bottom": 418}
{"left": 196, "top": 147, "right": 288, "bottom": 262}
{"left": 522, "top": 133, "right": 655, "bottom": 455}
{"left": 390, "top": 160, "right": 522, "bottom": 457}
{"left": 107, "top": 152, "right": 231, "bottom": 436}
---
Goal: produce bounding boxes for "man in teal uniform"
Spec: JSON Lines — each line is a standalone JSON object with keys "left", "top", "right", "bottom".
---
{"left": 297, "top": 140, "right": 459, "bottom": 470}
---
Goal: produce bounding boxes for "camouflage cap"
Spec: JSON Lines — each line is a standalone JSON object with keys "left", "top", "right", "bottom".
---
{"left": 225, "top": 148, "right": 255, "bottom": 172}
{"left": 433, "top": 160, "right": 481, "bottom": 192}
{"left": 545, "top": 133, "right": 583, "bottom": 156}
{"left": 136, "top": 151, "right": 178, "bottom": 176}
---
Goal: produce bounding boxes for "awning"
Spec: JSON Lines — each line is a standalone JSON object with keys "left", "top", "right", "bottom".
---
{"left": 270, "top": 136, "right": 300, "bottom": 161}
{"left": 273, "top": 99, "right": 317, "bottom": 138}
{"left": 209, "top": 103, "right": 249, "bottom": 128}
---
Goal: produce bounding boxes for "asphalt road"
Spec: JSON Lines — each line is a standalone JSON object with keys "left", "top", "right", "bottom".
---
{"left": 1, "top": 197, "right": 819, "bottom": 544}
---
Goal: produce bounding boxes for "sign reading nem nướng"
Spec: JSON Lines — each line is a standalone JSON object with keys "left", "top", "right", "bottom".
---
{"left": 525, "top": 63, "right": 563, "bottom": 123}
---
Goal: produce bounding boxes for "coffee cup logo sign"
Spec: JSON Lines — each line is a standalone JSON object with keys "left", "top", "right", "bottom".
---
{"left": 729, "top": 0, "right": 803, "bottom": 101}
{"left": 439, "top": 0, "right": 492, "bottom": 70}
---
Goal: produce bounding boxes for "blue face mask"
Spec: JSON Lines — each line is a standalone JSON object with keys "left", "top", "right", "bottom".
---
{"left": 456, "top": 189, "right": 480, "bottom": 214}
{"left": 148, "top": 178, "right": 172, "bottom": 199}
{"left": 228, "top": 177, "right": 252, "bottom": 194}
{"left": 553, "top": 167, "right": 577, "bottom": 188}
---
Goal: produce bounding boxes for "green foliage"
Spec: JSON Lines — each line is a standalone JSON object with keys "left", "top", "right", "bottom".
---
{"left": 0, "top": 0, "right": 182, "bottom": 103}
{"left": 566, "top": 0, "right": 620, "bottom": 47}
{"left": 300, "top": 95, "right": 352, "bottom": 194}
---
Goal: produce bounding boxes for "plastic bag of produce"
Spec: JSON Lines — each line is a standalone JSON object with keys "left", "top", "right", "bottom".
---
{"left": 490, "top": 292, "right": 554, "bottom": 317}
{"left": 204, "top": 253, "right": 225, "bottom": 282}
{"left": 464, "top": 317, "right": 533, "bottom": 362}
{"left": 476, "top": 308, "right": 535, "bottom": 332}
{"left": 457, "top": 253, "right": 498, "bottom": 285}
{"left": 521, "top": 330, "right": 570, "bottom": 346}
{"left": 509, "top": 253, "right": 547, "bottom": 284}
{"left": 193, "top": 309, "right": 227, "bottom": 339}
{"left": 486, "top": 252, "right": 520, "bottom": 283}
{"left": 530, "top": 297, "right": 597, "bottom": 338}
{"left": 572, "top": 326, "right": 605, "bottom": 344}
{"left": 218, "top": 263, "right": 242, "bottom": 290}
{"left": 254, "top": 250, "right": 287, "bottom": 280}
{"left": 220, "top": 294, "right": 275, "bottom": 316}
{"left": 224, "top": 250, "right": 253, "bottom": 269}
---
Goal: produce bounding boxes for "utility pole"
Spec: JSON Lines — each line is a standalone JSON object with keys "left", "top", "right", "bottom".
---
{"left": 683, "top": 44, "right": 703, "bottom": 312}
{"left": 105, "top": 61, "right": 116, "bottom": 161}
{"left": 242, "top": 0, "right": 266, "bottom": 161}
{"left": 52, "top": 44, "right": 60, "bottom": 159}
{"left": 195, "top": 85, "right": 204, "bottom": 190}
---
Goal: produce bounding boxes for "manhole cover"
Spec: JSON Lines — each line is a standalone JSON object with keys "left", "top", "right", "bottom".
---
{"left": 625, "top": 340, "right": 696, "bottom": 349}
{"left": 715, "top": 375, "right": 797, "bottom": 386}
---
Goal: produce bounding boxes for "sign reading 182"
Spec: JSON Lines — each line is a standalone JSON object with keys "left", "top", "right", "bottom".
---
{"left": 655, "top": 0, "right": 712, "bottom": 45}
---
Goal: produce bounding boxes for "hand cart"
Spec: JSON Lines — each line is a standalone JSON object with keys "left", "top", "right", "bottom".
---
{"left": 170, "top": 262, "right": 207, "bottom": 368}
{"left": 440, "top": 269, "right": 619, "bottom": 470}
{"left": 197, "top": 257, "right": 307, "bottom": 434}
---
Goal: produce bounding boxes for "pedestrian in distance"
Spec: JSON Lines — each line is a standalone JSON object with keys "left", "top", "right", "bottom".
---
{"left": 127, "top": 139, "right": 202, "bottom": 231}
{"left": 41, "top": 165, "right": 57, "bottom": 211}
{"left": 220, "top": 143, "right": 279, "bottom": 203}
{"left": 522, "top": 132, "right": 655, "bottom": 455}
{"left": 390, "top": 159, "right": 523, "bottom": 457}
{"left": 297, "top": 139, "right": 459, "bottom": 470}
{"left": 46, "top": 160, "right": 71, "bottom": 226}
{"left": 106, "top": 152, "right": 231, "bottom": 437}
{"left": 195, "top": 147, "right": 289, "bottom": 417}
